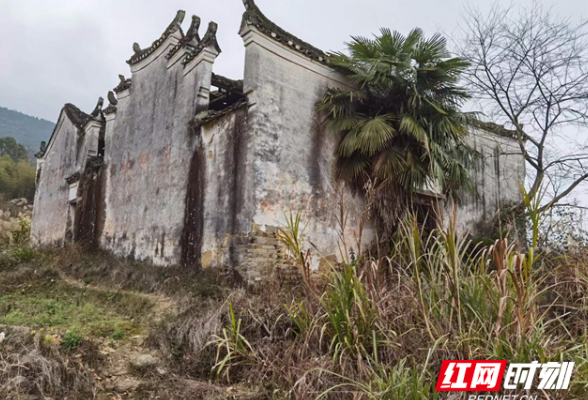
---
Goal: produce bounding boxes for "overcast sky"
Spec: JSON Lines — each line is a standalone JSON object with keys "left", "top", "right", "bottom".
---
{"left": 0, "top": 0, "right": 585, "bottom": 122}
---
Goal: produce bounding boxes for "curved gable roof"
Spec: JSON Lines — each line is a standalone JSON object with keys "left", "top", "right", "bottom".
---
{"left": 127, "top": 10, "right": 186, "bottom": 66}
{"left": 35, "top": 103, "right": 98, "bottom": 159}
{"left": 240, "top": 0, "right": 327, "bottom": 64}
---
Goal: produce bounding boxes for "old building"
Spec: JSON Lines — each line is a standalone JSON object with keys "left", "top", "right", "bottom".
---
{"left": 31, "top": 0, "right": 525, "bottom": 282}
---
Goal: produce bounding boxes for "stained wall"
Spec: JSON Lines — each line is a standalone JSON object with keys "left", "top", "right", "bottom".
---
{"left": 100, "top": 30, "right": 217, "bottom": 266}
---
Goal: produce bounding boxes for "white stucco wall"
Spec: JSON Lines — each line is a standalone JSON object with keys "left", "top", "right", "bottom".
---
{"left": 241, "top": 26, "right": 376, "bottom": 266}
{"left": 31, "top": 5, "right": 526, "bottom": 274}
{"left": 453, "top": 128, "right": 526, "bottom": 235}
{"left": 31, "top": 110, "right": 102, "bottom": 248}
{"left": 100, "top": 31, "right": 217, "bottom": 266}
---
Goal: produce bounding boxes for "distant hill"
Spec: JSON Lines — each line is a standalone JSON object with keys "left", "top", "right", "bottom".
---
{"left": 0, "top": 106, "right": 54, "bottom": 157}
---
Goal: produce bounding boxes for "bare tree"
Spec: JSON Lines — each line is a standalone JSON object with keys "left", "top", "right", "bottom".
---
{"left": 458, "top": 3, "right": 588, "bottom": 212}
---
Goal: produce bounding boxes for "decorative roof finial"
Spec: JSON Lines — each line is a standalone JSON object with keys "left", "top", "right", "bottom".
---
{"left": 91, "top": 97, "right": 104, "bottom": 118}
{"left": 173, "top": 10, "right": 186, "bottom": 28}
{"left": 166, "top": 15, "right": 202, "bottom": 60}
{"left": 243, "top": 0, "right": 258, "bottom": 11}
{"left": 104, "top": 91, "right": 118, "bottom": 115}
{"left": 181, "top": 21, "right": 221, "bottom": 66}
{"left": 114, "top": 75, "right": 132, "bottom": 93}
{"left": 107, "top": 91, "right": 118, "bottom": 106}
{"left": 186, "top": 15, "right": 201, "bottom": 41}
{"left": 207, "top": 21, "right": 218, "bottom": 37}
{"left": 35, "top": 141, "right": 47, "bottom": 159}
{"left": 133, "top": 43, "right": 141, "bottom": 54}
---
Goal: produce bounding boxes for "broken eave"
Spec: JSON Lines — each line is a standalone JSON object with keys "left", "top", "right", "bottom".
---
{"left": 192, "top": 99, "right": 249, "bottom": 130}
{"left": 65, "top": 172, "right": 81, "bottom": 185}
{"left": 211, "top": 73, "right": 244, "bottom": 94}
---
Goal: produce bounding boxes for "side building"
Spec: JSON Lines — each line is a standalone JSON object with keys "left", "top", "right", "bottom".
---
{"left": 31, "top": 0, "right": 525, "bottom": 282}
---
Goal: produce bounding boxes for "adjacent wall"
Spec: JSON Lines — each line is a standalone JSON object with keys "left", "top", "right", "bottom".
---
{"left": 455, "top": 128, "right": 526, "bottom": 235}
{"left": 31, "top": 107, "right": 102, "bottom": 248}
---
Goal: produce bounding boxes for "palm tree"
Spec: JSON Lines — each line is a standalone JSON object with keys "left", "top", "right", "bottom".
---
{"left": 318, "top": 28, "right": 476, "bottom": 235}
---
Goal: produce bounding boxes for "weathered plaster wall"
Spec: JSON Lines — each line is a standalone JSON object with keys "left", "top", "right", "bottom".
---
{"left": 31, "top": 3, "right": 526, "bottom": 278}
{"left": 31, "top": 112, "right": 102, "bottom": 247}
{"left": 241, "top": 28, "right": 375, "bottom": 267}
{"left": 100, "top": 34, "right": 216, "bottom": 266}
{"left": 199, "top": 107, "right": 256, "bottom": 268}
{"left": 31, "top": 116, "right": 78, "bottom": 247}
{"left": 74, "top": 158, "right": 106, "bottom": 249}
{"left": 454, "top": 128, "right": 526, "bottom": 234}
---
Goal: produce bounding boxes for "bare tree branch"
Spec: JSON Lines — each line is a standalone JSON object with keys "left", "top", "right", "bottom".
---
{"left": 457, "top": 3, "right": 588, "bottom": 208}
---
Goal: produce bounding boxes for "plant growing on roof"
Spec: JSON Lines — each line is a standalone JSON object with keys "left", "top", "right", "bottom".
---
{"left": 318, "top": 28, "right": 477, "bottom": 236}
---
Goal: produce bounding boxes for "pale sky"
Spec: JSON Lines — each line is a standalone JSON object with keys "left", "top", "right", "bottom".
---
{"left": 0, "top": 0, "right": 585, "bottom": 122}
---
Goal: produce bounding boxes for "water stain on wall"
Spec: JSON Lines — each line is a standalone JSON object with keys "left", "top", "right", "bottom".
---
{"left": 180, "top": 141, "right": 206, "bottom": 268}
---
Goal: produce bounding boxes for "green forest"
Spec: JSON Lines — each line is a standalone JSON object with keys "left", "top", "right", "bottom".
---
{"left": 0, "top": 106, "right": 52, "bottom": 202}
{"left": 0, "top": 106, "right": 54, "bottom": 157}
{"left": 0, "top": 137, "right": 36, "bottom": 201}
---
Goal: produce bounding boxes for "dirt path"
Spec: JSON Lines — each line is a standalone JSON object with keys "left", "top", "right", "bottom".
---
{"left": 57, "top": 271, "right": 177, "bottom": 322}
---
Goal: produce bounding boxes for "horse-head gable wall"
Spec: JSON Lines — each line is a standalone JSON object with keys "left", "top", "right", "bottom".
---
{"left": 100, "top": 10, "right": 220, "bottom": 266}
{"left": 30, "top": 0, "right": 526, "bottom": 282}
{"left": 238, "top": 0, "right": 375, "bottom": 275}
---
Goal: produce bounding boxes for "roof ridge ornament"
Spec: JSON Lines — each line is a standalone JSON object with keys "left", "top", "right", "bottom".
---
{"left": 91, "top": 97, "right": 104, "bottom": 118}
{"left": 127, "top": 10, "right": 186, "bottom": 65}
{"left": 166, "top": 15, "right": 202, "bottom": 60}
{"left": 181, "top": 21, "right": 221, "bottom": 66}
{"left": 107, "top": 91, "right": 118, "bottom": 106}
{"left": 113, "top": 74, "right": 132, "bottom": 93}
{"left": 186, "top": 15, "right": 201, "bottom": 42}
{"left": 35, "top": 141, "right": 47, "bottom": 159}
{"left": 241, "top": 0, "right": 327, "bottom": 64}
{"left": 104, "top": 91, "right": 118, "bottom": 115}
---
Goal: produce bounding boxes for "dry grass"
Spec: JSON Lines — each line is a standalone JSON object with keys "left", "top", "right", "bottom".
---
{"left": 3, "top": 191, "right": 588, "bottom": 399}
{"left": 0, "top": 325, "right": 100, "bottom": 399}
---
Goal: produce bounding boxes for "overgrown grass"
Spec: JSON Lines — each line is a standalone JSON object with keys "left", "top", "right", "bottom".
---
{"left": 195, "top": 190, "right": 588, "bottom": 399}
{"left": 0, "top": 272, "right": 153, "bottom": 341}
{"left": 0, "top": 215, "right": 35, "bottom": 271}
{"left": 2, "top": 190, "right": 587, "bottom": 398}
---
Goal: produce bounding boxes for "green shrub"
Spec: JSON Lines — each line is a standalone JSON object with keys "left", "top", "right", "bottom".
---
{"left": 61, "top": 329, "right": 84, "bottom": 350}
{"left": 0, "top": 154, "right": 36, "bottom": 201}
{"left": 12, "top": 246, "right": 35, "bottom": 263}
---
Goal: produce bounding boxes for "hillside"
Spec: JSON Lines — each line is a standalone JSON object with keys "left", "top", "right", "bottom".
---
{"left": 0, "top": 106, "right": 54, "bottom": 155}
